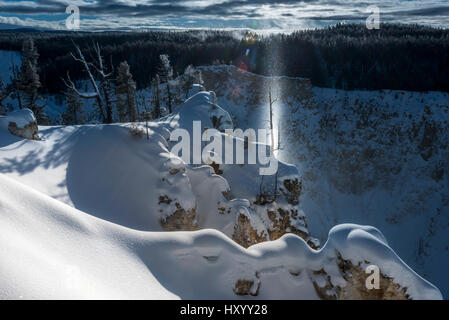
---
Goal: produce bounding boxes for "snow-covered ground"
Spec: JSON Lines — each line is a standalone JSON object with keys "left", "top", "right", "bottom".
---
{"left": 288, "top": 87, "right": 449, "bottom": 297}
{"left": 199, "top": 65, "right": 449, "bottom": 298}
{"left": 0, "top": 99, "right": 442, "bottom": 298}
{"left": 0, "top": 59, "right": 446, "bottom": 299}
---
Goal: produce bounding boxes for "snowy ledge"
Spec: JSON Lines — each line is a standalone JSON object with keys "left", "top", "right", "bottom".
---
{"left": 0, "top": 172, "right": 442, "bottom": 300}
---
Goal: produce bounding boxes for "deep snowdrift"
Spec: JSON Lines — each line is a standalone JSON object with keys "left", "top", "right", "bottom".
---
{"left": 0, "top": 173, "right": 441, "bottom": 299}
{"left": 0, "top": 92, "right": 314, "bottom": 246}
{"left": 0, "top": 90, "right": 443, "bottom": 299}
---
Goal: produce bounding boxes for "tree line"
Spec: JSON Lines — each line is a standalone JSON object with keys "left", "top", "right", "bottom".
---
{"left": 1, "top": 36, "right": 203, "bottom": 125}
{"left": 0, "top": 23, "right": 447, "bottom": 95}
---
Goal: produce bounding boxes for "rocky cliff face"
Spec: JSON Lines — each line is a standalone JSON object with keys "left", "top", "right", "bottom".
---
{"left": 160, "top": 89, "right": 317, "bottom": 250}
{"left": 284, "top": 88, "right": 449, "bottom": 298}
{"left": 196, "top": 65, "right": 449, "bottom": 298}
{"left": 0, "top": 81, "right": 442, "bottom": 300}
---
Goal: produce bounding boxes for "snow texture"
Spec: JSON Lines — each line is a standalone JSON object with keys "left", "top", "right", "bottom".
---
{"left": 0, "top": 62, "right": 445, "bottom": 299}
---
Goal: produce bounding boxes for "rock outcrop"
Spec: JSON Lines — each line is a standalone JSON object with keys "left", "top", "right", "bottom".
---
{"left": 192, "top": 65, "right": 449, "bottom": 298}
{"left": 0, "top": 108, "right": 39, "bottom": 140}
{"left": 311, "top": 255, "right": 410, "bottom": 300}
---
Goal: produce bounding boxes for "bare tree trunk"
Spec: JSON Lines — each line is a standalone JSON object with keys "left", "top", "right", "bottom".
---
{"left": 73, "top": 105, "right": 78, "bottom": 124}
{"left": 268, "top": 86, "right": 275, "bottom": 152}
{"left": 94, "top": 43, "right": 113, "bottom": 123}
{"left": 127, "top": 93, "right": 136, "bottom": 122}
{"left": 64, "top": 42, "right": 115, "bottom": 124}
{"left": 277, "top": 119, "right": 281, "bottom": 151}
{"left": 64, "top": 43, "right": 106, "bottom": 122}
{"left": 93, "top": 43, "right": 114, "bottom": 123}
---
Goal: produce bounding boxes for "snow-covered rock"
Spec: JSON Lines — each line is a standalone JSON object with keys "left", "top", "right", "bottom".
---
{"left": 163, "top": 91, "right": 317, "bottom": 248}
{"left": 0, "top": 108, "right": 39, "bottom": 140}
{"left": 0, "top": 172, "right": 442, "bottom": 299}
{"left": 169, "top": 91, "right": 233, "bottom": 131}
{"left": 0, "top": 77, "right": 444, "bottom": 299}
{"left": 187, "top": 84, "right": 205, "bottom": 98}
{"left": 197, "top": 65, "right": 449, "bottom": 298}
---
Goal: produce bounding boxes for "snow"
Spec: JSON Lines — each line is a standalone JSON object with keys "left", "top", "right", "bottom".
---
{"left": 168, "top": 91, "right": 233, "bottom": 131}
{"left": 0, "top": 122, "right": 197, "bottom": 231}
{"left": 290, "top": 87, "right": 449, "bottom": 298}
{"left": 0, "top": 172, "right": 441, "bottom": 299}
{"left": 0, "top": 108, "right": 36, "bottom": 129}
{"left": 199, "top": 65, "right": 449, "bottom": 298}
{"left": 0, "top": 64, "right": 445, "bottom": 299}
{"left": 187, "top": 84, "right": 205, "bottom": 98}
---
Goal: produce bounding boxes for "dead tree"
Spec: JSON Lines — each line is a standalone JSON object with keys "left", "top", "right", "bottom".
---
{"left": 0, "top": 80, "right": 9, "bottom": 113}
{"left": 91, "top": 42, "right": 114, "bottom": 124}
{"left": 116, "top": 61, "right": 137, "bottom": 122}
{"left": 63, "top": 42, "right": 114, "bottom": 123}
{"left": 159, "top": 54, "right": 174, "bottom": 114}
{"left": 267, "top": 79, "right": 278, "bottom": 153}
{"left": 151, "top": 74, "right": 161, "bottom": 119}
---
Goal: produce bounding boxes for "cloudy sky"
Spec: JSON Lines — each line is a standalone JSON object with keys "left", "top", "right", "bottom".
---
{"left": 0, "top": 0, "right": 448, "bottom": 32}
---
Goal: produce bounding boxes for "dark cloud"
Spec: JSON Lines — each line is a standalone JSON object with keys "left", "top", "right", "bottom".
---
{"left": 0, "top": 0, "right": 448, "bottom": 30}
{"left": 0, "top": 0, "right": 316, "bottom": 17}
{"left": 390, "top": 6, "right": 449, "bottom": 17}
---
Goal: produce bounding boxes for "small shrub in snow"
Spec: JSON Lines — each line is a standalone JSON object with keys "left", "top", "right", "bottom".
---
{"left": 128, "top": 124, "right": 144, "bottom": 138}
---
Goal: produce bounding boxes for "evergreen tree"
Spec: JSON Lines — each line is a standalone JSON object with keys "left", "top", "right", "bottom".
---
{"left": 17, "top": 38, "right": 45, "bottom": 122}
{"left": 195, "top": 70, "right": 204, "bottom": 89}
{"left": 62, "top": 87, "right": 84, "bottom": 125}
{"left": 116, "top": 61, "right": 137, "bottom": 122}
{"left": 151, "top": 74, "right": 161, "bottom": 119}
{"left": 10, "top": 56, "right": 22, "bottom": 110}
{"left": 182, "top": 65, "right": 197, "bottom": 98}
{"left": 3, "top": 25, "right": 448, "bottom": 95}
{"left": 159, "top": 54, "right": 174, "bottom": 113}
{"left": 0, "top": 79, "right": 9, "bottom": 115}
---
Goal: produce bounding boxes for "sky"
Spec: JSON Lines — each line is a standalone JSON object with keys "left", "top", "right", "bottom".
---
{"left": 0, "top": 0, "right": 448, "bottom": 32}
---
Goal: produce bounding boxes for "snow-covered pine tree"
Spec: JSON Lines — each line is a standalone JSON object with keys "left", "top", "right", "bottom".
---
{"left": 172, "top": 76, "right": 183, "bottom": 106}
{"left": 195, "top": 69, "right": 204, "bottom": 90}
{"left": 10, "top": 56, "right": 22, "bottom": 110}
{"left": 0, "top": 79, "right": 8, "bottom": 115}
{"left": 62, "top": 87, "right": 84, "bottom": 125}
{"left": 182, "top": 65, "right": 196, "bottom": 99}
{"left": 151, "top": 74, "right": 161, "bottom": 119}
{"left": 17, "top": 38, "right": 46, "bottom": 122}
{"left": 115, "top": 61, "right": 137, "bottom": 122}
{"left": 158, "top": 54, "right": 174, "bottom": 114}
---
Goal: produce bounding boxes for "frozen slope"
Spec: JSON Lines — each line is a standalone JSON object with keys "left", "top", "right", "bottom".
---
{"left": 0, "top": 173, "right": 442, "bottom": 299}
{"left": 0, "top": 89, "right": 443, "bottom": 299}
{"left": 0, "top": 124, "right": 193, "bottom": 231}
{"left": 0, "top": 174, "right": 176, "bottom": 299}
{"left": 199, "top": 65, "right": 449, "bottom": 297}
{"left": 285, "top": 87, "right": 449, "bottom": 297}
